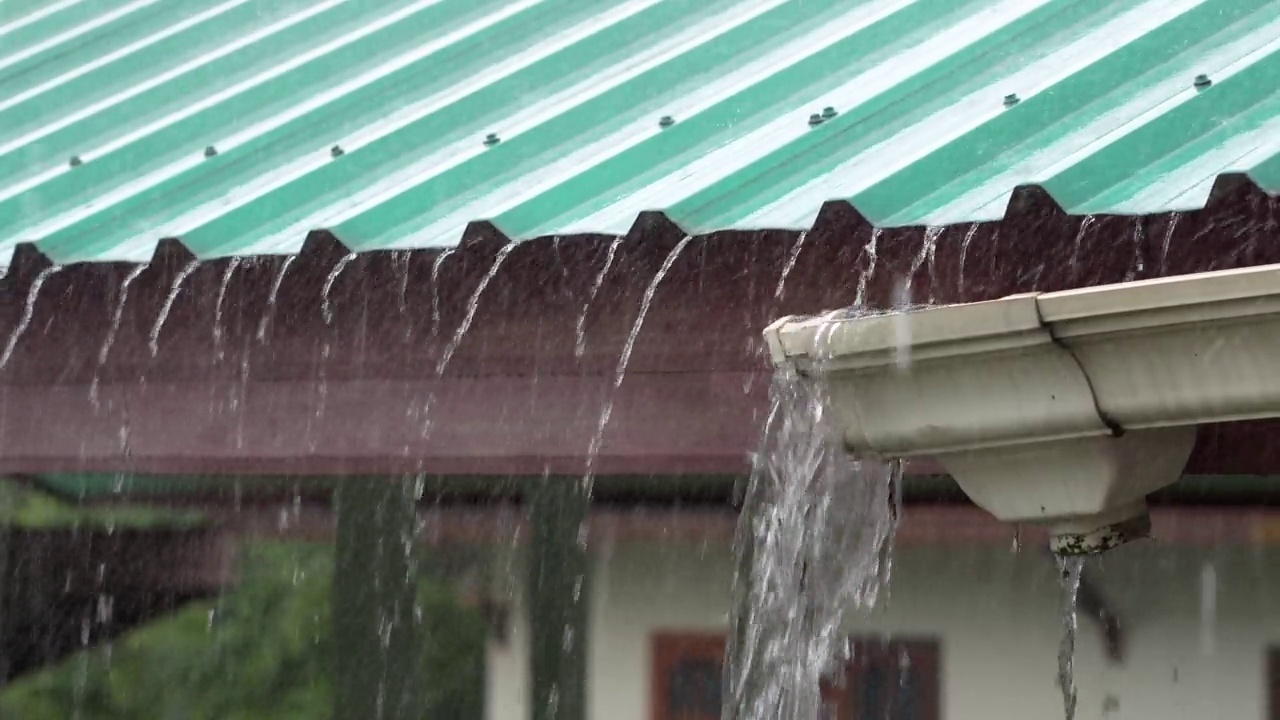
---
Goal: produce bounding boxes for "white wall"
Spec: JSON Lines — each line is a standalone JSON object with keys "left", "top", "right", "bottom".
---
{"left": 486, "top": 535, "right": 1280, "bottom": 720}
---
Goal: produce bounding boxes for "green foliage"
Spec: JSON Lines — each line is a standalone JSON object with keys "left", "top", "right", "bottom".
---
{"left": 0, "top": 543, "right": 488, "bottom": 719}
{"left": 0, "top": 480, "right": 205, "bottom": 530}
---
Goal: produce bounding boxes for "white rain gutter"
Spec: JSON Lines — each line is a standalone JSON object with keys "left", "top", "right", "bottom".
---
{"left": 763, "top": 263, "right": 1280, "bottom": 554}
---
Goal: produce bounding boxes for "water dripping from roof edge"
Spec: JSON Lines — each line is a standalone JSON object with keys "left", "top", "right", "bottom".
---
{"left": 575, "top": 235, "right": 624, "bottom": 359}
{"left": 89, "top": 263, "right": 147, "bottom": 408}
{"left": 393, "top": 249, "right": 412, "bottom": 316}
{"left": 1, "top": 264, "right": 62, "bottom": 369}
{"left": 1160, "top": 213, "right": 1181, "bottom": 275}
{"left": 213, "top": 256, "right": 242, "bottom": 359}
{"left": 434, "top": 243, "right": 514, "bottom": 376}
{"left": 581, "top": 235, "right": 692, "bottom": 493}
{"left": 902, "top": 226, "right": 943, "bottom": 305}
{"left": 1057, "top": 555, "right": 1084, "bottom": 720}
{"left": 320, "top": 252, "right": 358, "bottom": 325}
{"left": 724, "top": 312, "right": 900, "bottom": 720}
{"left": 773, "top": 230, "right": 809, "bottom": 301}
{"left": 149, "top": 259, "right": 200, "bottom": 356}
{"left": 257, "top": 255, "right": 297, "bottom": 342}
{"left": 1127, "top": 218, "right": 1145, "bottom": 280}
{"left": 417, "top": 244, "right": 514, "bottom": 435}
{"left": 958, "top": 222, "right": 980, "bottom": 293}
{"left": 428, "top": 248, "right": 457, "bottom": 343}
{"left": 1068, "top": 216, "right": 1096, "bottom": 285}
{"left": 853, "top": 228, "right": 881, "bottom": 308}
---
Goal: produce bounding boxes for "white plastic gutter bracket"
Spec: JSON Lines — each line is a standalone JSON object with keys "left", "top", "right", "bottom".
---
{"left": 764, "top": 264, "right": 1280, "bottom": 554}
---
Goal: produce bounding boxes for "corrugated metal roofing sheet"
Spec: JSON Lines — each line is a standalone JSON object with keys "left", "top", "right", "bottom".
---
{"left": 2, "top": 0, "right": 1279, "bottom": 265}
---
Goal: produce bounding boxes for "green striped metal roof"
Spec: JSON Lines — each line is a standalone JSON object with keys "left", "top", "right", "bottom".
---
{"left": 2, "top": 0, "right": 1279, "bottom": 265}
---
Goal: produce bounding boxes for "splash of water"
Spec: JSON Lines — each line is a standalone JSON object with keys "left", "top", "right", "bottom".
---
{"left": 428, "top": 248, "right": 456, "bottom": 342}
{"left": 725, "top": 353, "right": 901, "bottom": 720}
{"left": 1, "top": 264, "right": 62, "bottom": 369}
{"left": 574, "top": 235, "right": 624, "bottom": 358}
{"left": 1057, "top": 556, "right": 1085, "bottom": 720}
{"left": 213, "top": 257, "right": 241, "bottom": 359}
{"left": 435, "top": 244, "right": 514, "bottom": 376}
{"left": 853, "top": 229, "right": 881, "bottom": 308}
{"left": 257, "top": 255, "right": 296, "bottom": 342}
{"left": 149, "top": 259, "right": 199, "bottom": 356}
{"left": 89, "top": 264, "right": 147, "bottom": 407}
{"left": 774, "top": 231, "right": 809, "bottom": 301}
{"left": 321, "top": 252, "right": 357, "bottom": 325}
{"left": 582, "top": 236, "right": 692, "bottom": 487}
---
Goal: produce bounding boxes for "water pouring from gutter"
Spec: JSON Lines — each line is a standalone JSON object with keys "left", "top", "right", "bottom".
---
{"left": 725, "top": 310, "right": 900, "bottom": 720}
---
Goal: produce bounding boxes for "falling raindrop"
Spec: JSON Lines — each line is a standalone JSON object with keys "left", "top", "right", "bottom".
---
{"left": 321, "top": 252, "right": 357, "bottom": 325}
{"left": 257, "top": 255, "right": 296, "bottom": 341}
{"left": 1, "top": 264, "right": 62, "bottom": 369}
{"left": 575, "top": 235, "right": 624, "bottom": 358}
{"left": 149, "top": 259, "right": 200, "bottom": 356}
{"left": 774, "top": 230, "right": 809, "bottom": 300}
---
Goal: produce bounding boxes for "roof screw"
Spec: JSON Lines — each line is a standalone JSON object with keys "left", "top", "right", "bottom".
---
{"left": 658, "top": 115, "right": 675, "bottom": 128}
{"left": 330, "top": 144, "right": 344, "bottom": 158}
{"left": 204, "top": 145, "right": 218, "bottom": 158}
{"left": 808, "top": 113, "right": 825, "bottom": 127}
{"left": 821, "top": 106, "right": 838, "bottom": 119}
{"left": 68, "top": 155, "right": 83, "bottom": 167}
{"left": 1193, "top": 73, "right": 1212, "bottom": 90}
{"left": 484, "top": 133, "right": 501, "bottom": 147}
{"left": 1003, "top": 93, "right": 1020, "bottom": 107}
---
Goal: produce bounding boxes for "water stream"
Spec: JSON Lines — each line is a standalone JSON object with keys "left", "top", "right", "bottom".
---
{"left": 574, "top": 235, "right": 624, "bottom": 358}
{"left": 1057, "top": 556, "right": 1085, "bottom": 720}
{"left": 90, "top": 263, "right": 148, "bottom": 407}
{"left": 434, "top": 243, "right": 514, "bottom": 376}
{"left": 958, "top": 222, "right": 980, "bottom": 292}
{"left": 581, "top": 235, "right": 692, "bottom": 489}
{"left": 213, "top": 257, "right": 242, "bottom": 360}
{"left": 257, "top": 254, "right": 296, "bottom": 342}
{"left": 1, "top": 264, "right": 62, "bottom": 369}
{"left": 320, "top": 252, "right": 358, "bottom": 325}
{"left": 773, "top": 231, "right": 808, "bottom": 301}
{"left": 852, "top": 229, "right": 880, "bottom": 308}
{"left": 724, "top": 314, "right": 901, "bottom": 720}
{"left": 428, "top": 248, "right": 456, "bottom": 343}
{"left": 149, "top": 259, "right": 200, "bottom": 356}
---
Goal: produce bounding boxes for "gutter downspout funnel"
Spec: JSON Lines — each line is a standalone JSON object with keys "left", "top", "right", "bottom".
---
{"left": 764, "top": 264, "right": 1280, "bottom": 554}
